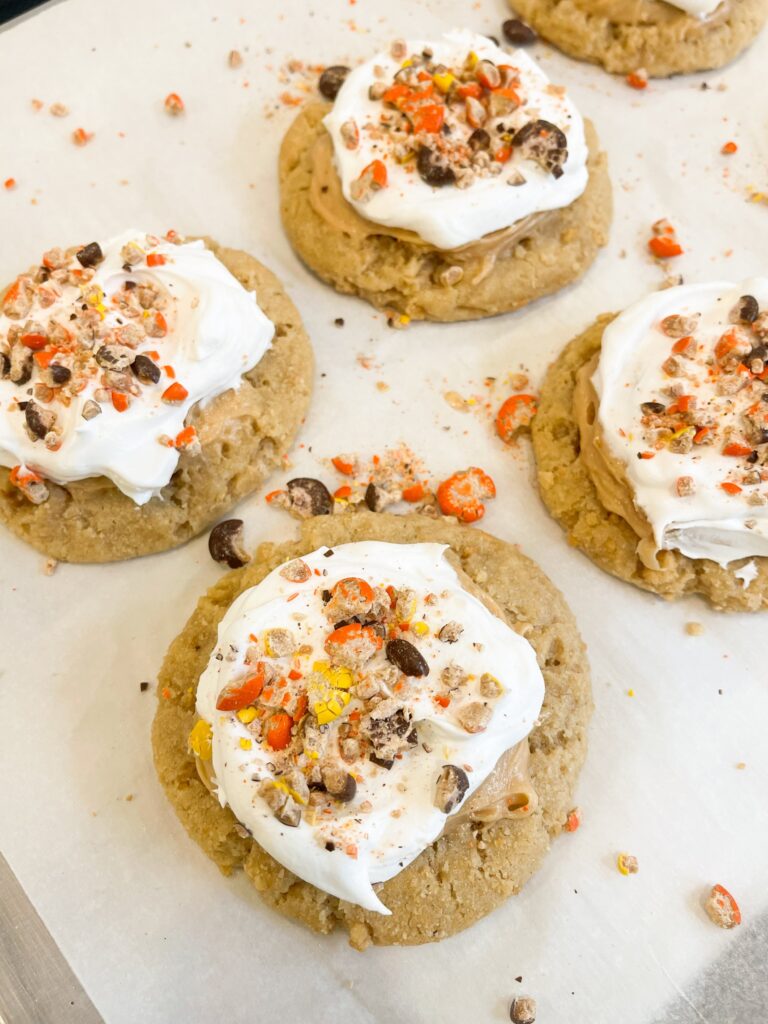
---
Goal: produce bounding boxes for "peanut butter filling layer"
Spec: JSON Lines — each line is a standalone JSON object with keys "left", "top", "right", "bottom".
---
{"left": 309, "top": 128, "right": 552, "bottom": 272}
{"left": 574, "top": 354, "right": 663, "bottom": 569}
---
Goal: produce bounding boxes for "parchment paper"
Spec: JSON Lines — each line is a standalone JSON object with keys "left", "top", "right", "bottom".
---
{"left": 1, "top": 0, "right": 767, "bottom": 1021}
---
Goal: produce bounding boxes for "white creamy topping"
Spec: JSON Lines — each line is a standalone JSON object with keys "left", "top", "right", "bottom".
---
{"left": 324, "top": 29, "right": 588, "bottom": 249}
{"left": 0, "top": 231, "right": 274, "bottom": 504}
{"left": 665, "top": 0, "right": 722, "bottom": 17}
{"left": 196, "top": 542, "right": 545, "bottom": 914}
{"left": 593, "top": 279, "right": 768, "bottom": 566}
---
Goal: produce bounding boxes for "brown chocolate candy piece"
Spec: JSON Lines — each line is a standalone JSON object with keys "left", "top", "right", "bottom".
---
{"left": 320, "top": 764, "right": 357, "bottom": 802}
{"left": 386, "top": 637, "right": 429, "bottom": 677}
{"left": 512, "top": 119, "right": 567, "bottom": 178}
{"left": 502, "top": 18, "right": 537, "bottom": 45}
{"left": 76, "top": 242, "right": 104, "bottom": 268}
{"left": 434, "top": 764, "right": 469, "bottom": 814}
{"left": 131, "top": 353, "right": 162, "bottom": 385}
{"left": 208, "top": 519, "right": 250, "bottom": 569}
{"left": 417, "top": 145, "right": 456, "bottom": 187}
{"left": 318, "top": 65, "right": 350, "bottom": 101}
{"left": 286, "top": 477, "right": 333, "bottom": 517}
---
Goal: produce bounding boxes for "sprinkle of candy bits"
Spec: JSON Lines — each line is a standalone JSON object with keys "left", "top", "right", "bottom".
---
{"left": 617, "top": 852, "right": 639, "bottom": 875}
{"left": 564, "top": 807, "right": 581, "bottom": 832}
{"left": 704, "top": 884, "right": 741, "bottom": 929}
{"left": 721, "top": 141, "right": 738, "bottom": 155}
{"left": 72, "top": 128, "right": 94, "bottom": 146}
{"left": 164, "top": 92, "right": 185, "bottom": 116}
{"left": 626, "top": 68, "right": 648, "bottom": 90}
{"left": 4, "top": 178, "right": 16, "bottom": 190}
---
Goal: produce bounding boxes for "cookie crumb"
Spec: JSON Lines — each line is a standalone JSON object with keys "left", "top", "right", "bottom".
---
{"left": 42, "top": 557, "right": 58, "bottom": 576}
{"left": 736, "top": 761, "right": 746, "bottom": 770}
{"left": 685, "top": 621, "right": 703, "bottom": 636}
{"left": 510, "top": 996, "right": 537, "bottom": 1023}
{"left": 228, "top": 49, "right": 243, "bottom": 68}
{"left": 617, "top": 852, "right": 639, "bottom": 875}
{"left": 704, "top": 884, "right": 741, "bottom": 929}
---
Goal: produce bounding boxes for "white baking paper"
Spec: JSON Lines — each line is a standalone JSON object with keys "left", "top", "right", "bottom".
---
{"left": 1, "top": 1, "right": 767, "bottom": 1021}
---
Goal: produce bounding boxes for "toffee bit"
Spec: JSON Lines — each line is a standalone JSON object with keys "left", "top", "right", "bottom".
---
{"left": 438, "top": 621, "right": 463, "bottom": 643}
{"left": 228, "top": 49, "right": 243, "bottom": 69}
{"left": 280, "top": 558, "right": 312, "bottom": 583}
{"left": 675, "top": 476, "right": 695, "bottom": 497}
{"left": 208, "top": 519, "right": 250, "bottom": 570}
{"left": 510, "top": 997, "right": 537, "bottom": 1024}
{"left": 685, "top": 621, "right": 703, "bottom": 636}
{"left": 49, "top": 102, "right": 69, "bottom": 117}
{"left": 457, "top": 701, "right": 492, "bottom": 733}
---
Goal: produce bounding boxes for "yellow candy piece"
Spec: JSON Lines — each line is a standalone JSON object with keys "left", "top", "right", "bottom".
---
{"left": 236, "top": 707, "right": 258, "bottom": 724}
{"left": 411, "top": 621, "right": 430, "bottom": 637}
{"left": 239, "top": 737, "right": 253, "bottom": 751}
{"left": 270, "top": 778, "right": 308, "bottom": 805}
{"left": 312, "top": 660, "right": 353, "bottom": 689}
{"left": 400, "top": 58, "right": 413, "bottom": 68}
{"left": 432, "top": 71, "right": 455, "bottom": 93}
{"left": 466, "top": 50, "right": 479, "bottom": 68}
{"left": 188, "top": 719, "right": 212, "bottom": 760}
{"left": 314, "top": 702, "right": 335, "bottom": 726}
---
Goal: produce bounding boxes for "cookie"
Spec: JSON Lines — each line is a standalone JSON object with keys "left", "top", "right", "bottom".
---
{"left": 532, "top": 310, "right": 768, "bottom": 610}
{"left": 279, "top": 32, "right": 612, "bottom": 323}
{"left": 152, "top": 510, "right": 592, "bottom": 949}
{"left": 0, "top": 236, "right": 312, "bottom": 563}
{"left": 509, "top": 0, "right": 768, "bottom": 77}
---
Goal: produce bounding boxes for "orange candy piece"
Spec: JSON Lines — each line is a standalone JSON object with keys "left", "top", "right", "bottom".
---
{"left": 436, "top": 467, "right": 496, "bottom": 523}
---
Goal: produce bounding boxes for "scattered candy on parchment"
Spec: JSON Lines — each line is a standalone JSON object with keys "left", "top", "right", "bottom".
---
{"left": 71, "top": 127, "right": 94, "bottom": 146}
{"left": 564, "top": 807, "right": 581, "bottom": 833}
{"left": 617, "top": 852, "right": 639, "bottom": 876}
{"left": 704, "top": 884, "right": 741, "bottom": 929}
{"left": 164, "top": 92, "right": 185, "bottom": 116}
{"left": 626, "top": 68, "right": 648, "bottom": 91}
{"left": 648, "top": 218, "right": 684, "bottom": 260}
{"left": 509, "top": 996, "right": 537, "bottom": 1024}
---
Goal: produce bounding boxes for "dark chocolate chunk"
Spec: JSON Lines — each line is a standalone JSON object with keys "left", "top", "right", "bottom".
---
{"left": 512, "top": 119, "right": 567, "bottom": 177}
{"left": 76, "top": 241, "right": 104, "bottom": 268}
{"left": 131, "top": 353, "right": 162, "bottom": 385}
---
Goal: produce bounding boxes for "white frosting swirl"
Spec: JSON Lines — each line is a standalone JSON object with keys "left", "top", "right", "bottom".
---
{"left": 593, "top": 279, "right": 768, "bottom": 566}
{"left": 0, "top": 231, "right": 274, "bottom": 504}
{"left": 324, "top": 29, "right": 588, "bottom": 250}
{"left": 196, "top": 542, "right": 545, "bottom": 914}
{"left": 666, "top": 0, "right": 722, "bottom": 17}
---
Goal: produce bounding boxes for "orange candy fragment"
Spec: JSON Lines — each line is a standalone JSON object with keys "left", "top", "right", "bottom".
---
{"left": 216, "top": 666, "right": 266, "bottom": 711}
{"left": 495, "top": 394, "right": 537, "bottom": 443}
{"left": 436, "top": 467, "right": 496, "bottom": 523}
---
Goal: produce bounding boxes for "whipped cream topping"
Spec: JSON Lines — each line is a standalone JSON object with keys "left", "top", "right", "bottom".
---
{"left": 593, "top": 280, "right": 768, "bottom": 565}
{"left": 195, "top": 542, "right": 544, "bottom": 914}
{"left": 324, "top": 29, "right": 588, "bottom": 249}
{"left": 666, "top": 0, "right": 722, "bottom": 17}
{"left": 0, "top": 230, "right": 274, "bottom": 505}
